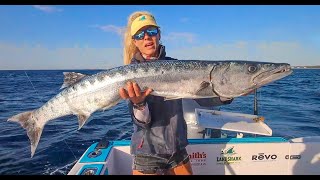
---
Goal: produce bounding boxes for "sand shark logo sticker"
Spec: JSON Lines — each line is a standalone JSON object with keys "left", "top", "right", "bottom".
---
{"left": 221, "top": 146, "right": 236, "bottom": 156}
{"left": 217, "top": 146, "right": 241, "bottom": 164}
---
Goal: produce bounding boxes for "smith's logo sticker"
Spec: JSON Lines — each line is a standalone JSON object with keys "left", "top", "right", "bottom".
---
{"left": 189, "top": 152, "right": 207, "bottom": 166}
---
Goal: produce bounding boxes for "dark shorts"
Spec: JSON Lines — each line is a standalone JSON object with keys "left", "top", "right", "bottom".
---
{"left": 132, "top": 148, "right": 190, "bottom": 173}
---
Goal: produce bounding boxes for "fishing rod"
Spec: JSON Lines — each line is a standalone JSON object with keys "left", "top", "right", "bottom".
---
{"left": 252, "top": 89, "right": 259, "bottom": 138}
{"left": 23, "top": 71, "right": 77, "bottom": 162}
{"left": 254, "top": 89, "right": 258, "bottom": 115}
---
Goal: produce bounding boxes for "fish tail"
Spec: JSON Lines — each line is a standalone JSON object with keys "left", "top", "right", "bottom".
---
{"left": 8, "top": 110, "right": 44, "bottom": 158}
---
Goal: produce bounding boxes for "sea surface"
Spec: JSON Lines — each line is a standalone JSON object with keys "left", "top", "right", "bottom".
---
{"left": 0, "top": 69, "right": 319, "bottom": 175}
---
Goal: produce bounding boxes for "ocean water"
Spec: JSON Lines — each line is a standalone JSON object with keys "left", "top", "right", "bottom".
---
{"left": 0, "top": 69, "right": 319, "bottom": 175}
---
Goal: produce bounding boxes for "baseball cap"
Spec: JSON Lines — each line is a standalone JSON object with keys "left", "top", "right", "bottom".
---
{"left": 130, "top": 14, "right": 160, "bottom": 36}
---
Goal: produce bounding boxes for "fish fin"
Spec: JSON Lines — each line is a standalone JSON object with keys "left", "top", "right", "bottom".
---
{"left": 164, "top": 96, "right": 182, "bottom": 101}
{"left": 8, "top": 110, "right": 44, "bottom": 158}
{"left": 76, "top": 113, "right": 91, "bottom": 130}
{"left": 60, "top": 72, "right": 88, "bottom": 89}
{"left": 196, "top": 81, "right": 211, "bottom": 93}
{"left": 194, "top": 81, "right": 212, "bottom": 96}
{"left": 101, "top": 99, "right": 121, "bottom": 111}
{"left": 150, "top": 91, "right": 181, "bottom": 101}
{"left": 149, "top": 91, "right": 182, "bottom": 101}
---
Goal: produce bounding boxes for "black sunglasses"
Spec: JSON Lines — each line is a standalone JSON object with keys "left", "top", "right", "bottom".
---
{"left": 132, "top": 27, "right": 159, "bottom": 40}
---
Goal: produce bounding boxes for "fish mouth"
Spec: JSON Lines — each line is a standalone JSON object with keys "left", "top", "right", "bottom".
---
{"left": 244, "top": 64, "right": 293, "bottom": 93}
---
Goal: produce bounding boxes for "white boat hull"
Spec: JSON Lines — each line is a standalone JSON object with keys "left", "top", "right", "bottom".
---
{"left": 68, "top": 136, "right": 320, "bottom": 175}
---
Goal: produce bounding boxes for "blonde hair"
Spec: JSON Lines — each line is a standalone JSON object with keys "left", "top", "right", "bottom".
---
{"left": 123, "top": 11, "right": 156, "bottom": 65}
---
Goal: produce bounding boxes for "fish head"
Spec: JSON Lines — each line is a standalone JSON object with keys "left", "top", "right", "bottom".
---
{"left": 209, "top": 61, "right": 292, "bottom": 98}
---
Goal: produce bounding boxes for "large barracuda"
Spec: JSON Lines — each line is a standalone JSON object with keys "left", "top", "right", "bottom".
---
{"left": 8, "top": 60, "right": 292, "bottom": 157}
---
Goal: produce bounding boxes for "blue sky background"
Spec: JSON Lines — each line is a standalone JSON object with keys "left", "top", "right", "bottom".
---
{"left": 0, "top": 5, "right": 319, "bottom": 70}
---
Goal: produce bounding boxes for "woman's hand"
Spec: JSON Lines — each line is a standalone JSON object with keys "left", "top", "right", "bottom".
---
{"left": 119, "top": 81, "right": 153, "bottom": 104}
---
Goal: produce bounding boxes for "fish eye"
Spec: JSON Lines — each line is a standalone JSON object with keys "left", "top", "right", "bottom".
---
{"left": 248, "top": 65, "right": 257, "bottom": 73}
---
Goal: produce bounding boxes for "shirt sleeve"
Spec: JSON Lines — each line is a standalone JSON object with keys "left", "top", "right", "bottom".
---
{"left": 133, "top": 103, "right": 151, "bottom": 124}
{"left": 128, "top": 101, "right": 151, "bottom": 128}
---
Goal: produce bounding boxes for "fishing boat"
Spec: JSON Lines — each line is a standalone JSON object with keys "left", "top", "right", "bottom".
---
{"left": 68, "top": 91, "right": 320, "bottom": 175}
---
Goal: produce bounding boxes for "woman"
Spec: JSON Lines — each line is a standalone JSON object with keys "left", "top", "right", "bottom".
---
{"left": 118, "top": 11, "right": 233, "bottom": 175}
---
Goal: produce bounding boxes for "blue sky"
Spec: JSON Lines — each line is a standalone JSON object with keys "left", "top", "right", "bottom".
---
{"left": 0, "top": 5, "right": 319, "bottom": 70}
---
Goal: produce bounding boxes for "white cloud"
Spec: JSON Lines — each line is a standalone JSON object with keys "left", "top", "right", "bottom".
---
{"left": 169, "top": 41, "right": 320, "bottom": 66}
{"left": 0, "top": 40, "right": 318, "bottom": 70}
{"left": 33, "top": 5, "right": 63, "bottom": 13}
{"left": 94, "top": 24, "right": 125, "bottom": 36}
{"left": 162, "top": 32, "right": 196, "bottom": 43}
{"left": 0, "top": 42, "right": 122, "bottom": 70}
{"left": 180, "top": 18, "right": 189, "bottom": 23}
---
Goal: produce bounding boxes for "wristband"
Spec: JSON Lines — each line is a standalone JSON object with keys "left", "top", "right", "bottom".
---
{"left": 132, "top": 101, "right": 146, "bottom": 109}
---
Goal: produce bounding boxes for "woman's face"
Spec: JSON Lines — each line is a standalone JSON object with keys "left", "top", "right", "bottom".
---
{"left": 133, "top": 25, "right": 160, "bottom": 57}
